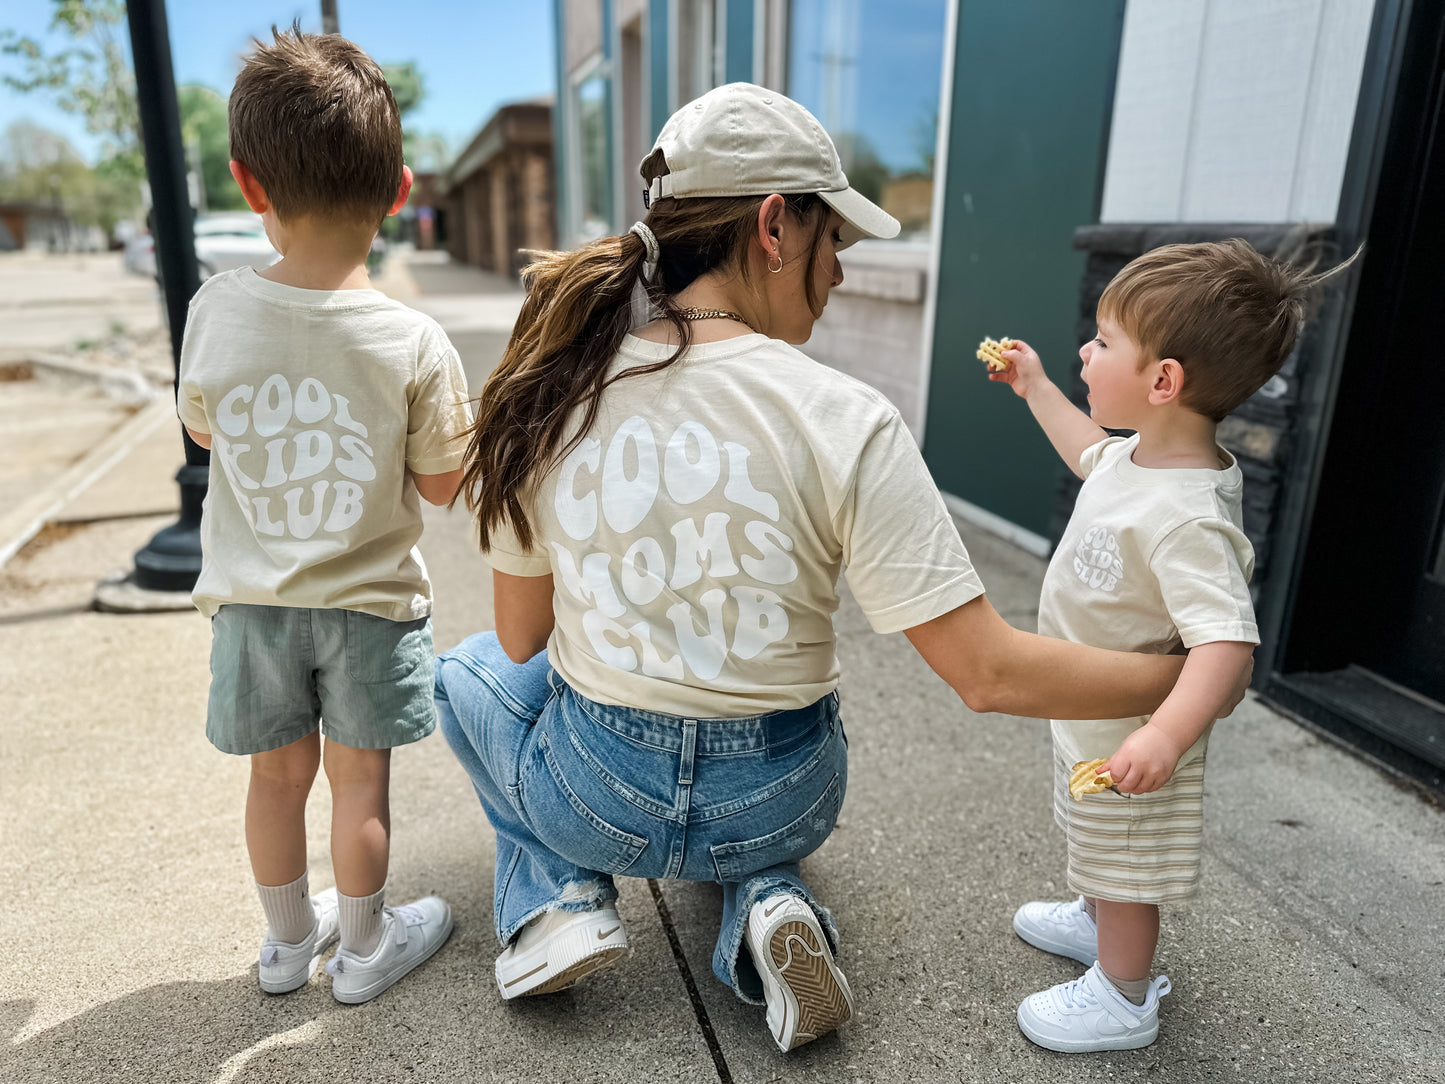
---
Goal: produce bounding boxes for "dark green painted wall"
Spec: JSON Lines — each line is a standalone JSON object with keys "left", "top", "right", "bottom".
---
{"left": 649, "top": 1, "right": 671, "bottom": 140}
{"left": 726, "top": 0, "right": 754, "bottom": 84}
{"left": 923, "top": 1, "right": 1124, "bottom": 536}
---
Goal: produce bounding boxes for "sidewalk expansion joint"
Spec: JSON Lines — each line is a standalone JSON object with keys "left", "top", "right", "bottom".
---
{"left": 647, "top": 879, "right": 734, "bottom": 1083}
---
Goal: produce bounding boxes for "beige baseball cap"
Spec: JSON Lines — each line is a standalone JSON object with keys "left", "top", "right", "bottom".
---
{"left": 641, "top": 82, "right": 900, "bottom": 250}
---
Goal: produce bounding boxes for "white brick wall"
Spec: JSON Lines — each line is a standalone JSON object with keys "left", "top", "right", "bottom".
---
{"left": 1101, "top": 0, "right": 1375, "bottom": 223}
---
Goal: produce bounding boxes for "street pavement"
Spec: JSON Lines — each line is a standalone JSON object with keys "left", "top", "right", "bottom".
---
{"left": 1, "top": 250, "right": 1441, "bottom": 1084}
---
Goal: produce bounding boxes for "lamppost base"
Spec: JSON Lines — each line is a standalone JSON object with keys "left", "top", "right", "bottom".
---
{"left": 93, "top": 569, "right": 195, "bottom": 613}
{"left": 94, "top": 462, "right": 206, "bottom": 611}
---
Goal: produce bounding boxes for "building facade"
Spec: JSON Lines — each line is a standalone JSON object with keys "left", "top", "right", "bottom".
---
{"left": 441, "top": 100, "right": 556, "bottom": 277}
{"left": 550, "top": 0, "right": 1443, "bottom": 793}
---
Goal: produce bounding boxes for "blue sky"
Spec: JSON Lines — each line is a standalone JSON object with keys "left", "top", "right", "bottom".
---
{"left": 1, "top": 1, "right": 555, "bottom": 165}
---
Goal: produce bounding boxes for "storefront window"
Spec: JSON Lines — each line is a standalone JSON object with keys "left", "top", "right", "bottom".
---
{"left": 574, "top": 73, "right": 612, "bottom": 242}
{"left": 788, "top": 0, "right": 946, "bottom": 239}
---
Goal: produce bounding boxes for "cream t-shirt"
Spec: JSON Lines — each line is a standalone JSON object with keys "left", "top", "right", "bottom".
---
{"left": 1040, "top": 434, "right": 1258, "bottom": 765}
{"left": 178, "top": 267, "right": 471, "bottom": 621}
{"left": 484, "top": 333, "right": 985, "bottom": 718}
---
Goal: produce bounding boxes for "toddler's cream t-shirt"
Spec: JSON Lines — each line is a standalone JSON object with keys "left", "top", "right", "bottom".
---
{"left": 1040, "top": 434, "right": 1259, "bottom": 765}
{"left": 484, "top": 333, "right": 985, "bottom": 718}
{"left": 178, "top": 267, "right": 471, "bottom": 621}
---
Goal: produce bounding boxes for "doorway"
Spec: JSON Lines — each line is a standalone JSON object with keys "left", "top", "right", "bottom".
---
{"left": 1269, "top": 0, "right": 1445, "bottom": 786}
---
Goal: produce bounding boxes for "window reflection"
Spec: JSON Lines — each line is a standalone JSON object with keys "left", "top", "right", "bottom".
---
{"left": 575, "top": 74, "right": 611, "bottom": 241}
{"left": 788, "top": 0, "right": 945, "bottom": 239}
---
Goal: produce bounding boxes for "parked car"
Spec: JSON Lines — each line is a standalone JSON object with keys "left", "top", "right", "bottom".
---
{"left": 122, "top": 212, "right": 280, "bottom": 280}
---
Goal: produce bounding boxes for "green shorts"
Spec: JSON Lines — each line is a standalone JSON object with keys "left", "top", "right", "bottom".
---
{"left": 207, "top": 604, "right": 436, "bottom": 755}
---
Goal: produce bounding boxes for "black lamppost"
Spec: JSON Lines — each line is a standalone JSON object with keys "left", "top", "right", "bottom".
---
{"left": 124, "top": 0, "right": 207, "bottom": 594}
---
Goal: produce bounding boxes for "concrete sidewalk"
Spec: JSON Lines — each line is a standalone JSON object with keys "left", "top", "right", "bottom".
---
{"left": 1, "top": 252, "right": 1441, "bottom": 1084}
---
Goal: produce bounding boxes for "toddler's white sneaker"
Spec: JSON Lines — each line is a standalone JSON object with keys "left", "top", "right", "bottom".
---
{"left": 1012, "top": 896, "right": 1098, "bottom": 965}
{"left": 494, "top": 906, "right": 628, "bottom": 998}
{"left": 257, "top": 886, "right": 340, "bottom": 994}
{"left": 326, "top": 896, "right": 453, "bottom": 1004}
{"left": 1016, "top": 962, "right": 1171, "bottom": 1052}
{"left": 745, "top": 892, "right": 854, "bottom": 1052}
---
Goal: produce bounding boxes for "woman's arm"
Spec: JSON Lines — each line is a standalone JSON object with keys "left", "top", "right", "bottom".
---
{"left": 493, "top": 569, "right": 555, "bottom": 663}
{"left": 904, "top": 594, "right": 1250, "bottom": 720}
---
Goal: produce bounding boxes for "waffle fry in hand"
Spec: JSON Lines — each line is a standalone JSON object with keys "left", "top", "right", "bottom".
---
{"left": 976, "top": 336, "right": 1017, "bottom": 372}
{"left": 1068, "top": 758, "right": 1115, "bottom": 800}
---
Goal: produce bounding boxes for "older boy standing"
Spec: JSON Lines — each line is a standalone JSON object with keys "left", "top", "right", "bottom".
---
{"left": 178, "top": 27, "right": 470, "bottom": 1003}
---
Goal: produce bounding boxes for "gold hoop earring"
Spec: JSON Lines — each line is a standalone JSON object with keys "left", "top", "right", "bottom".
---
{"left": 768, "top": 252, "right": 783, "bottom": 274}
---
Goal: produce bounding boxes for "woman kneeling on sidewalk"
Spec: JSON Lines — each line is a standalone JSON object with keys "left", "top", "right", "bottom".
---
{"left": 434, "top": 83, "right": 1234, "bottom": 1052}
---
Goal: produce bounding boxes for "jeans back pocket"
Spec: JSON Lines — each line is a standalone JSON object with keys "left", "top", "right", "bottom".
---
{"left": 526, "top": 732, "right": 650, "bottom": 876}
{"left": 710, "top": 771, "right": 842, "bottom": 882}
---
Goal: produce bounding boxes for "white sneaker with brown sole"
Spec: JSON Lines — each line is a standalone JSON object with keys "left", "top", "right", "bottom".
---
{"left": 746, "top": 893, "right": 854, "bottom": 1051}
{"left": 494, "top": 906, "right": 628, "bottom": 998}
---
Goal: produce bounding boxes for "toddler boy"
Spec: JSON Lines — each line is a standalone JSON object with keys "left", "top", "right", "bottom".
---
{"left": 987, "top": 239, "right": 1330, "bottom": 1050}
{"left": 178, "top": 28, "right": 470, "bottom": 1003}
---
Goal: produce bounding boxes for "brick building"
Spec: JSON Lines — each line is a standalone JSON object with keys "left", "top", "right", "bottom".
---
{"left": 440, "top": 99, "right": 555, "bottom": 278}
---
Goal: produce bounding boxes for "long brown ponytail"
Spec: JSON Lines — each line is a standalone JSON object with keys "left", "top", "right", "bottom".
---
{"left": 457, "top": 161, "right": 828, "bottom": 552}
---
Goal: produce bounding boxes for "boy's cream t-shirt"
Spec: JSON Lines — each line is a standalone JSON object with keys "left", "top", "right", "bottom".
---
{"left": 178, "top": 267, "right": 471, "bottom": 621}
{"left": 484, "top": 334, "right": 985, "bottom": 718}
{"left": 1040, "top": 434, "right": 1259, "bottom": 765}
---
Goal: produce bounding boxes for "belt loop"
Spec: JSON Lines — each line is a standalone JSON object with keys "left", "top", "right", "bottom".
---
{"left": 678, "top": 719, "right": 697, "bottom": 785}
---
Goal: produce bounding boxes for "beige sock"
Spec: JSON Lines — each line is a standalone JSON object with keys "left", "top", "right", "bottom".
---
{"left": 1083, "top": 896, "right": 1098, "bottom": 923}
{"left": 1101, "top": 966, "right": 1151, "bottom": 1006}
{"left": 256, "top": 871, "right": 315, "bottom": 945}
{"left": 339, "top": 887, "right": 386, "bottom": 958}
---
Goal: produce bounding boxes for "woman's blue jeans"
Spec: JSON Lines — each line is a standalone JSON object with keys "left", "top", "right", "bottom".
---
{"left": 434, "top": 632, "right": 848, "bottom": 1003}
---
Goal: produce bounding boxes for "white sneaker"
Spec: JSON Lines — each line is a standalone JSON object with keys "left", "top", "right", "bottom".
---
{"left": 1012, "top": 897, "right": 1098, "bottom": 965}
{"left": 745, "top": 893, "right": 854, "bottom": 1052}
{"left": 257, "top": 887, "right": 340, "bottom": 994}
{"left": 1017, "top": 962, "right": 1171, "bottom": 1052}
{"left": 325, "top": 896, "right": 453, "bottom": 1004}
{"left": 494, "top": 907, "right": 628, "bottom": 999}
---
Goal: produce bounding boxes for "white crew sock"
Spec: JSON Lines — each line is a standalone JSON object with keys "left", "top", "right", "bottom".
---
{"left": 256, "top": 871, "right": 316, "bottom": 945}
{"left": 338, "top": 887, "right": 386, "bottom": 958}
{"left": 1101, "top": 966, "right": 1151, "bottom": 1006}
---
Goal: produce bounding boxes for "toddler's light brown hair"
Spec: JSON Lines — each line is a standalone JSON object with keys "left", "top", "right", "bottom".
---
{"left": 1099, "top": 238, "right": 1344, "bottom": 422}
{"left": 229, "top": 26, "right": 402, "bottom": 226}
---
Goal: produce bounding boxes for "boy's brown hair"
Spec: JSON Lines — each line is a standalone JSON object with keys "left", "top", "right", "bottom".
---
{"left": 229, "top": 27, "right": 402, "bottom": 225}
{"left": 1099, "top": 238, "right": 1340, "bottom": 422}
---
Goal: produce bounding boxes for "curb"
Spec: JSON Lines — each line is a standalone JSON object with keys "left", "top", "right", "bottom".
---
{"left": 0, "top": 395, "right": 177, "bottom": 570}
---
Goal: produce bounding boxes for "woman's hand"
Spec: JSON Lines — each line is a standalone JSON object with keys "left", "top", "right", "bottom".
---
{"left": 988, "top": 338, "right": 1049, "bottom": 399}
{"left": 1104, "top": 724, "right": 1184, "bottom": 795}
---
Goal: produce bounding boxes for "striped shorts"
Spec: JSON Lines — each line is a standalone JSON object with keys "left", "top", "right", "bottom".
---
{"left": 1052, "top": 749, "right": 1207, "bottom": 904}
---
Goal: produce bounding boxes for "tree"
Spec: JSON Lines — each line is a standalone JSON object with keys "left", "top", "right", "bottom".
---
{"left": 178, "top": 85, "right": 246, "bottom": 212}
{"left": 0, "top": 120, "right": 134, "bottom": 232}
{"left": 0, "top": 1, "right": 143, "bottom": 193}
{"left": 381, "top": 61, "right": 449, "bottom": 173}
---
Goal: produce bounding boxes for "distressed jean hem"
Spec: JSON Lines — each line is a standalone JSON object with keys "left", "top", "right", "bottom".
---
{"left": 497, "top": 876, "right": 620, "bottom": 946}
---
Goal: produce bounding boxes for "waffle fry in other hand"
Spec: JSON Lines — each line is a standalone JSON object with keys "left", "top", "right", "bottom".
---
{"left": 976, "top": 336, "right": 1017, "bottom": 371}
{"left": 1068, "top": 758, "right": 1115, "bottom": 800}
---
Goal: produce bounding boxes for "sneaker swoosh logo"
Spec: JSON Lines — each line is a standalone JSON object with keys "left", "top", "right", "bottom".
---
{"left": 597, "top": 926, "right": 621, "bottom": 941}
{"left": 763, "top": 901, "right": 788, "bottom": 918}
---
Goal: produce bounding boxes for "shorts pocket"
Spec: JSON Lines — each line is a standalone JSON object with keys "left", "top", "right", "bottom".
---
{"left": 345, "top": 612, "right": 431, "bottom": 684}
{"left": 710, "top": 772, "right": 843, "bottom": 882}
{"left": 528, "top": 732, "right": 649, "bottom": 876}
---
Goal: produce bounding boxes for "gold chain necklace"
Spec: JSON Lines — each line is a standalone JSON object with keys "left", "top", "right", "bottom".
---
{"left": 677, "top": 307, "right": 760, "bottom": 335}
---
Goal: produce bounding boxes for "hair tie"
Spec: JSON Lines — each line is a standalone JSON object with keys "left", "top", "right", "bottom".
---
{"left": 628, "top": 221, "right": 660, "bottom": 283}
{"left": 628, "top": 221, "right": 661, "bottom": 329}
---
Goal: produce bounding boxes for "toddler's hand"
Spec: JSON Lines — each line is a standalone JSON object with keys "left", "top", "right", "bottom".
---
{"left": 1104, "top": 726, "right": 1183, "bottom": 795}
{"left": 988, "top": 338, "right": 1046, "bottom": 398}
